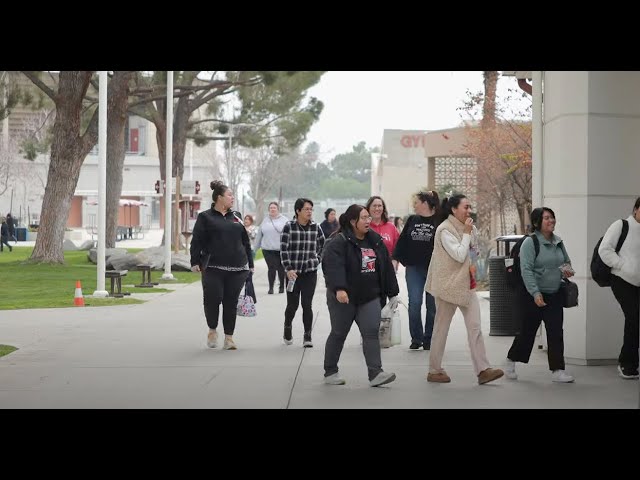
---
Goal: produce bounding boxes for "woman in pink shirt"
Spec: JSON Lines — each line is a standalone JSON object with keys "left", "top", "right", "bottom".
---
{"left": 366, "top": 196, "right": 400, "bottom": 271}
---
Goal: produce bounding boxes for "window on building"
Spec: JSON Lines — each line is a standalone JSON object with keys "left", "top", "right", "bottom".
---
{"left": 88, "top": 116, "right": 147, "bottom": 156}
{"left": 125, "top": 117, "right": 146, "bottom": 155}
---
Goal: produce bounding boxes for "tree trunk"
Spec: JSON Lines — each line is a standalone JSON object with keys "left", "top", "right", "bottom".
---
{"left": 29, "top": 72, "right": 98, "bottom": 264}
{"left": 482, "top": 71, "right": 499, "bottom": 129}
{"left": 173, "top": 95, "right": 192, "bottom": 179}
{"left": 156, "top": 121, "right": 167, "bottom": 181}
{"left": 105, "top": 72, "right": 135, "bottom": 248}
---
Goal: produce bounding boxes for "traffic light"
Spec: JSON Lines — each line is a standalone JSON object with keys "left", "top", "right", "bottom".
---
{"left": 154, "top": 180, "right": 160, "bottom": 193}
{"left": 195, "top": 181, "right": 200, "bottom": 194}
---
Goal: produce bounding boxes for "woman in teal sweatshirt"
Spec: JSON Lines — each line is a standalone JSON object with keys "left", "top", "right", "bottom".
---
{"left": 504, "top": 207, "right": 576, "bottom": 383}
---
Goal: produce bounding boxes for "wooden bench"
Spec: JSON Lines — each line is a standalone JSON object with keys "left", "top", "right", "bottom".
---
{"left": 135, "top": 264, "right": 158, "bottom": 288}
{"left": 105, "top": 270, "right": 131, "bottom": 298}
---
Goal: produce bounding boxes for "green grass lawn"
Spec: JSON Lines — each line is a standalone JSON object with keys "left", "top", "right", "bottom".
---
{"left": 0, "top": 345, "right": 18, "bottom": 358}
{"left": 0, "top": 247, "right": 200, "bottom": 310}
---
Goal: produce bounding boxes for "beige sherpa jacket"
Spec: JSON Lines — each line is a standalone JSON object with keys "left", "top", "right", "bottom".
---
{"left": 425, "top": 214, "right": 476, "bottom": 307}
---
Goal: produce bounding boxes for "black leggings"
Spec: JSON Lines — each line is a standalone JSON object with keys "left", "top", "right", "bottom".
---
{"left": 508, "top": 290, "right": 565, "bottom": 371}
{"left": 201, "top": 268, "right": 249, "bottom": 335}
{"left": 262, "top": 249, "right": 285, "bottom": 290}
{"left": 611, "top": 275, "right": 640, "bottom": 370}
{"left": 284, "top": 271, "right": 318, "bottom": 333}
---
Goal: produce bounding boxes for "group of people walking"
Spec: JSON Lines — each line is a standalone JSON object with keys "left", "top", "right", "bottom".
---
{"left": 189, "top": 179, "right": 639, "bottom": 386}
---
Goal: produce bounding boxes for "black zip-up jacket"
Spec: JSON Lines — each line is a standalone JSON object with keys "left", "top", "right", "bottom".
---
{"left": 190, "top": 208, "right": 254, "bottom": 269}
{"left": 322, "top": 228, "right": 399, "bottom": 306}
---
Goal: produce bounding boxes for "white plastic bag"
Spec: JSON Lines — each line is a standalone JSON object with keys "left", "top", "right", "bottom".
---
{"left": 379, "top": 318, "right": 392, "bottom": 348}
{"left": 390, "top": 309, "right": 401, "bottom": 346}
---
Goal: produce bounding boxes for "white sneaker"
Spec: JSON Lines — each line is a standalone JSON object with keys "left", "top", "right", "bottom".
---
{"left": 283, "top": 338, "right": 293, "bottom": 346}
{"left": 551, "top": 370, "right": 574, "bottom": 383}
{"left": 504, "top": 358, "right": 518, "bottom": 380}
{"left": 370, "top": 371, "right": 396, "bottom": 387}
{"left": 324, "top": 373, "right": 346, "bottom": 385}
{"left": 223, "top": 337, "right": 237, "bottom": 350}
{"left": 206, "top": 330, "right": 218, "bottom": 348}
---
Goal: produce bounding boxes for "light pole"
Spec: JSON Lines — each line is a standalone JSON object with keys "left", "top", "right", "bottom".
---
{"left": 162, "top": 71, "right": 175, "bottom": 280}
{"left": 93, "top": 71, "right": 109, "bottom": 297}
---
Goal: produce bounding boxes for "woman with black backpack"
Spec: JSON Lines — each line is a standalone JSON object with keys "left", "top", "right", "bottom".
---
{"left": 504, "top": 207, "right": 576, "bottom": 383}
{"left": 598, "top": 197, "right": 640, "bottom": 380}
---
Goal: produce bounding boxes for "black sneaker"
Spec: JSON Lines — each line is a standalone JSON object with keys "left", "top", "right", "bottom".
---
{"left": 409, "top": 342, "right": 421, "bottom": 350}
{"left": 303, "top": 332, "right": 313, "bottom": 348}
{"left": 278, "top": 285, "right": 285, "bottom": 294}
{"left": 268, "top": 288, "right": 274, "bottom": 295}
{"left": 423, "top": 342, "right": 431, "bottom": 350}
{"left": 618, "top": 365, "right": 639, "bottom": 379}
{"left": 283, "top": 325, "right": 293, "bottom": 345}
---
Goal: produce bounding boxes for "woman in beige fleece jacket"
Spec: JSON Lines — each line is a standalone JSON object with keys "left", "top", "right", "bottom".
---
{"left": 425, "top": 194, "right": 503, "bottom": 385}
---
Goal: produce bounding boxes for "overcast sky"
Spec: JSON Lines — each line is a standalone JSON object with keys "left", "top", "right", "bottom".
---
{"left": 303, "top": 71, "right": 529, "bottom": 161}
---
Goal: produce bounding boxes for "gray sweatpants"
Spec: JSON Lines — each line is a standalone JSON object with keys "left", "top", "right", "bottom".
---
{"left": 324, "top": 292, "right": 383, "bottom": 381}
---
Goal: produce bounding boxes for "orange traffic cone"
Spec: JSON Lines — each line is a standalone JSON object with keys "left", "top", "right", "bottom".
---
{"left": 74, "top": 280, "right": 85, "bottom": 307}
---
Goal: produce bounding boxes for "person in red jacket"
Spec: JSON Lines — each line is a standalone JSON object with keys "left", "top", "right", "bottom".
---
{"left": 366, "top": 196, "right": 400, "bottom": 271}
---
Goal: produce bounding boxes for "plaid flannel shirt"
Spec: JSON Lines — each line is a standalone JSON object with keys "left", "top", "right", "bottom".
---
{"left": 280, "top": 220, "right": 325, "bottom": 273}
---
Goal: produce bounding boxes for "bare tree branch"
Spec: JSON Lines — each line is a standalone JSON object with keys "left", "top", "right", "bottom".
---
{"left": 21, "top": 72, "right": 56, "bottom": 101}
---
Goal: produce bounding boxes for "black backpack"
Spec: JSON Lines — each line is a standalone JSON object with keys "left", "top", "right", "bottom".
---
{"left": 591, "top": 219, "right": 629, "bottom": 287}
{"left": 505, "top": 234, "right": 540, "bottom": 291}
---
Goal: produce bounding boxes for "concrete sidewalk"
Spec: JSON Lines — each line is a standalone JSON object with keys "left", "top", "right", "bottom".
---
{"left": 0, "top": 261, "right": 637, "bottom": 408}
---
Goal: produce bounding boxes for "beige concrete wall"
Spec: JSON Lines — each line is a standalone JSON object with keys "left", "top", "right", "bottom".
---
{"left": 543, "top": 71, "right": 640, "bottom": 364}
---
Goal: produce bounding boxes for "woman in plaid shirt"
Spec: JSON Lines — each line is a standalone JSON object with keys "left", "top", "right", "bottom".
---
{"left": 280, "top": 198, "right": 325, "bottom": 347}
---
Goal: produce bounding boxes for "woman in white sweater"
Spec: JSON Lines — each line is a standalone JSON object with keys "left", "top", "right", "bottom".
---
{"left": 425, "top": 194, "right": 504, "bottom": 385}
{"left": 598, "top": 197, "right": 640, "bottom": 379}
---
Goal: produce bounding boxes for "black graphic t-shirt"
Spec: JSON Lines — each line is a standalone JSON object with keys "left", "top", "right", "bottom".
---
{"left": 353, "top": 237, "right": 381, "bottom": 305}
{"left": 393, "top": 215, "right": 437, "bottom": 270}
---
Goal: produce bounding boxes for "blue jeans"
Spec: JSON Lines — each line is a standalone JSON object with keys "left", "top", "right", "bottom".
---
{"left": 405, "top": 265, "right": 436, "bottom": 346}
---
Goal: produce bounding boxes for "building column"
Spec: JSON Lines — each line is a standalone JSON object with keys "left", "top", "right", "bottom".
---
{"left": 543, "top": 71, "right": 640, "bottom": 365}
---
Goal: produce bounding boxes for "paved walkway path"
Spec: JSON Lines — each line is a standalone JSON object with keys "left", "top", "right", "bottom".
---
{"left": 1, "top": 260, "right": 637, "bottom": 408}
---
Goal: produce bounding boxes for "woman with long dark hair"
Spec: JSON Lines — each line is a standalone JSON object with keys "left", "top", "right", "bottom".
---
{"left": 322, "top": 204, "right": 399, "bottom": 386}
{"left": 320, "top": 208, "right": 339, "bottom": 238}
{"left": 190, "top": 180, "right": 254, "bottom": 351}
{"left": 426, "top": 194, "right": 504, "bottom": 385}
{"left": 392, "top": 190, "right": 440, "bottom": 350}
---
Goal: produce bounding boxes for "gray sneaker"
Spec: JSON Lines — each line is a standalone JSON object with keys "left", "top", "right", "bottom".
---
{"left": 324, "top": 373, "right": 346, "bottom": 385}
{"left": 370, "top": 371, "right": 396, "bottom": 387}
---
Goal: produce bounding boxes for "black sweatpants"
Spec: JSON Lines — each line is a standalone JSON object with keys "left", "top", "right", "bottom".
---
{"left": 508, "top": 290, "right": 565, "bottom": 371}
{"left": 202, "top": 268, "right": 250, "bottom": 335}
{"left": 611, "top": 275, "right": 640, "bottom": 370}
{"left": 284, "top": 271, "right": 318, "bottom": 334}
{"left": 262, "top": 249, "right": 285, "bottom": 290}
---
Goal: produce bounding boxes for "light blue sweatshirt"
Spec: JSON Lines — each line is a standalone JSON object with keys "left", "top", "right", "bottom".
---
{"left": 520, "top": 230, "right": 571, "bottom": 298}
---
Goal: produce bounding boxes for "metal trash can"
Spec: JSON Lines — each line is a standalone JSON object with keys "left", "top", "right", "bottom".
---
{"left": 16, "top": 227, "right": 27, "bottom": 242}
{"left": 489, "top": 235, "right": 525, "bottom": 336}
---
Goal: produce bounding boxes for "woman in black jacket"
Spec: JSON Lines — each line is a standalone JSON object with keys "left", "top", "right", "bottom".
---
{"left": 322, "top": 204, "right": 400, "bottom": 387}
{"left": 190, "top": 180, "right": 254, "bottom": 351}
